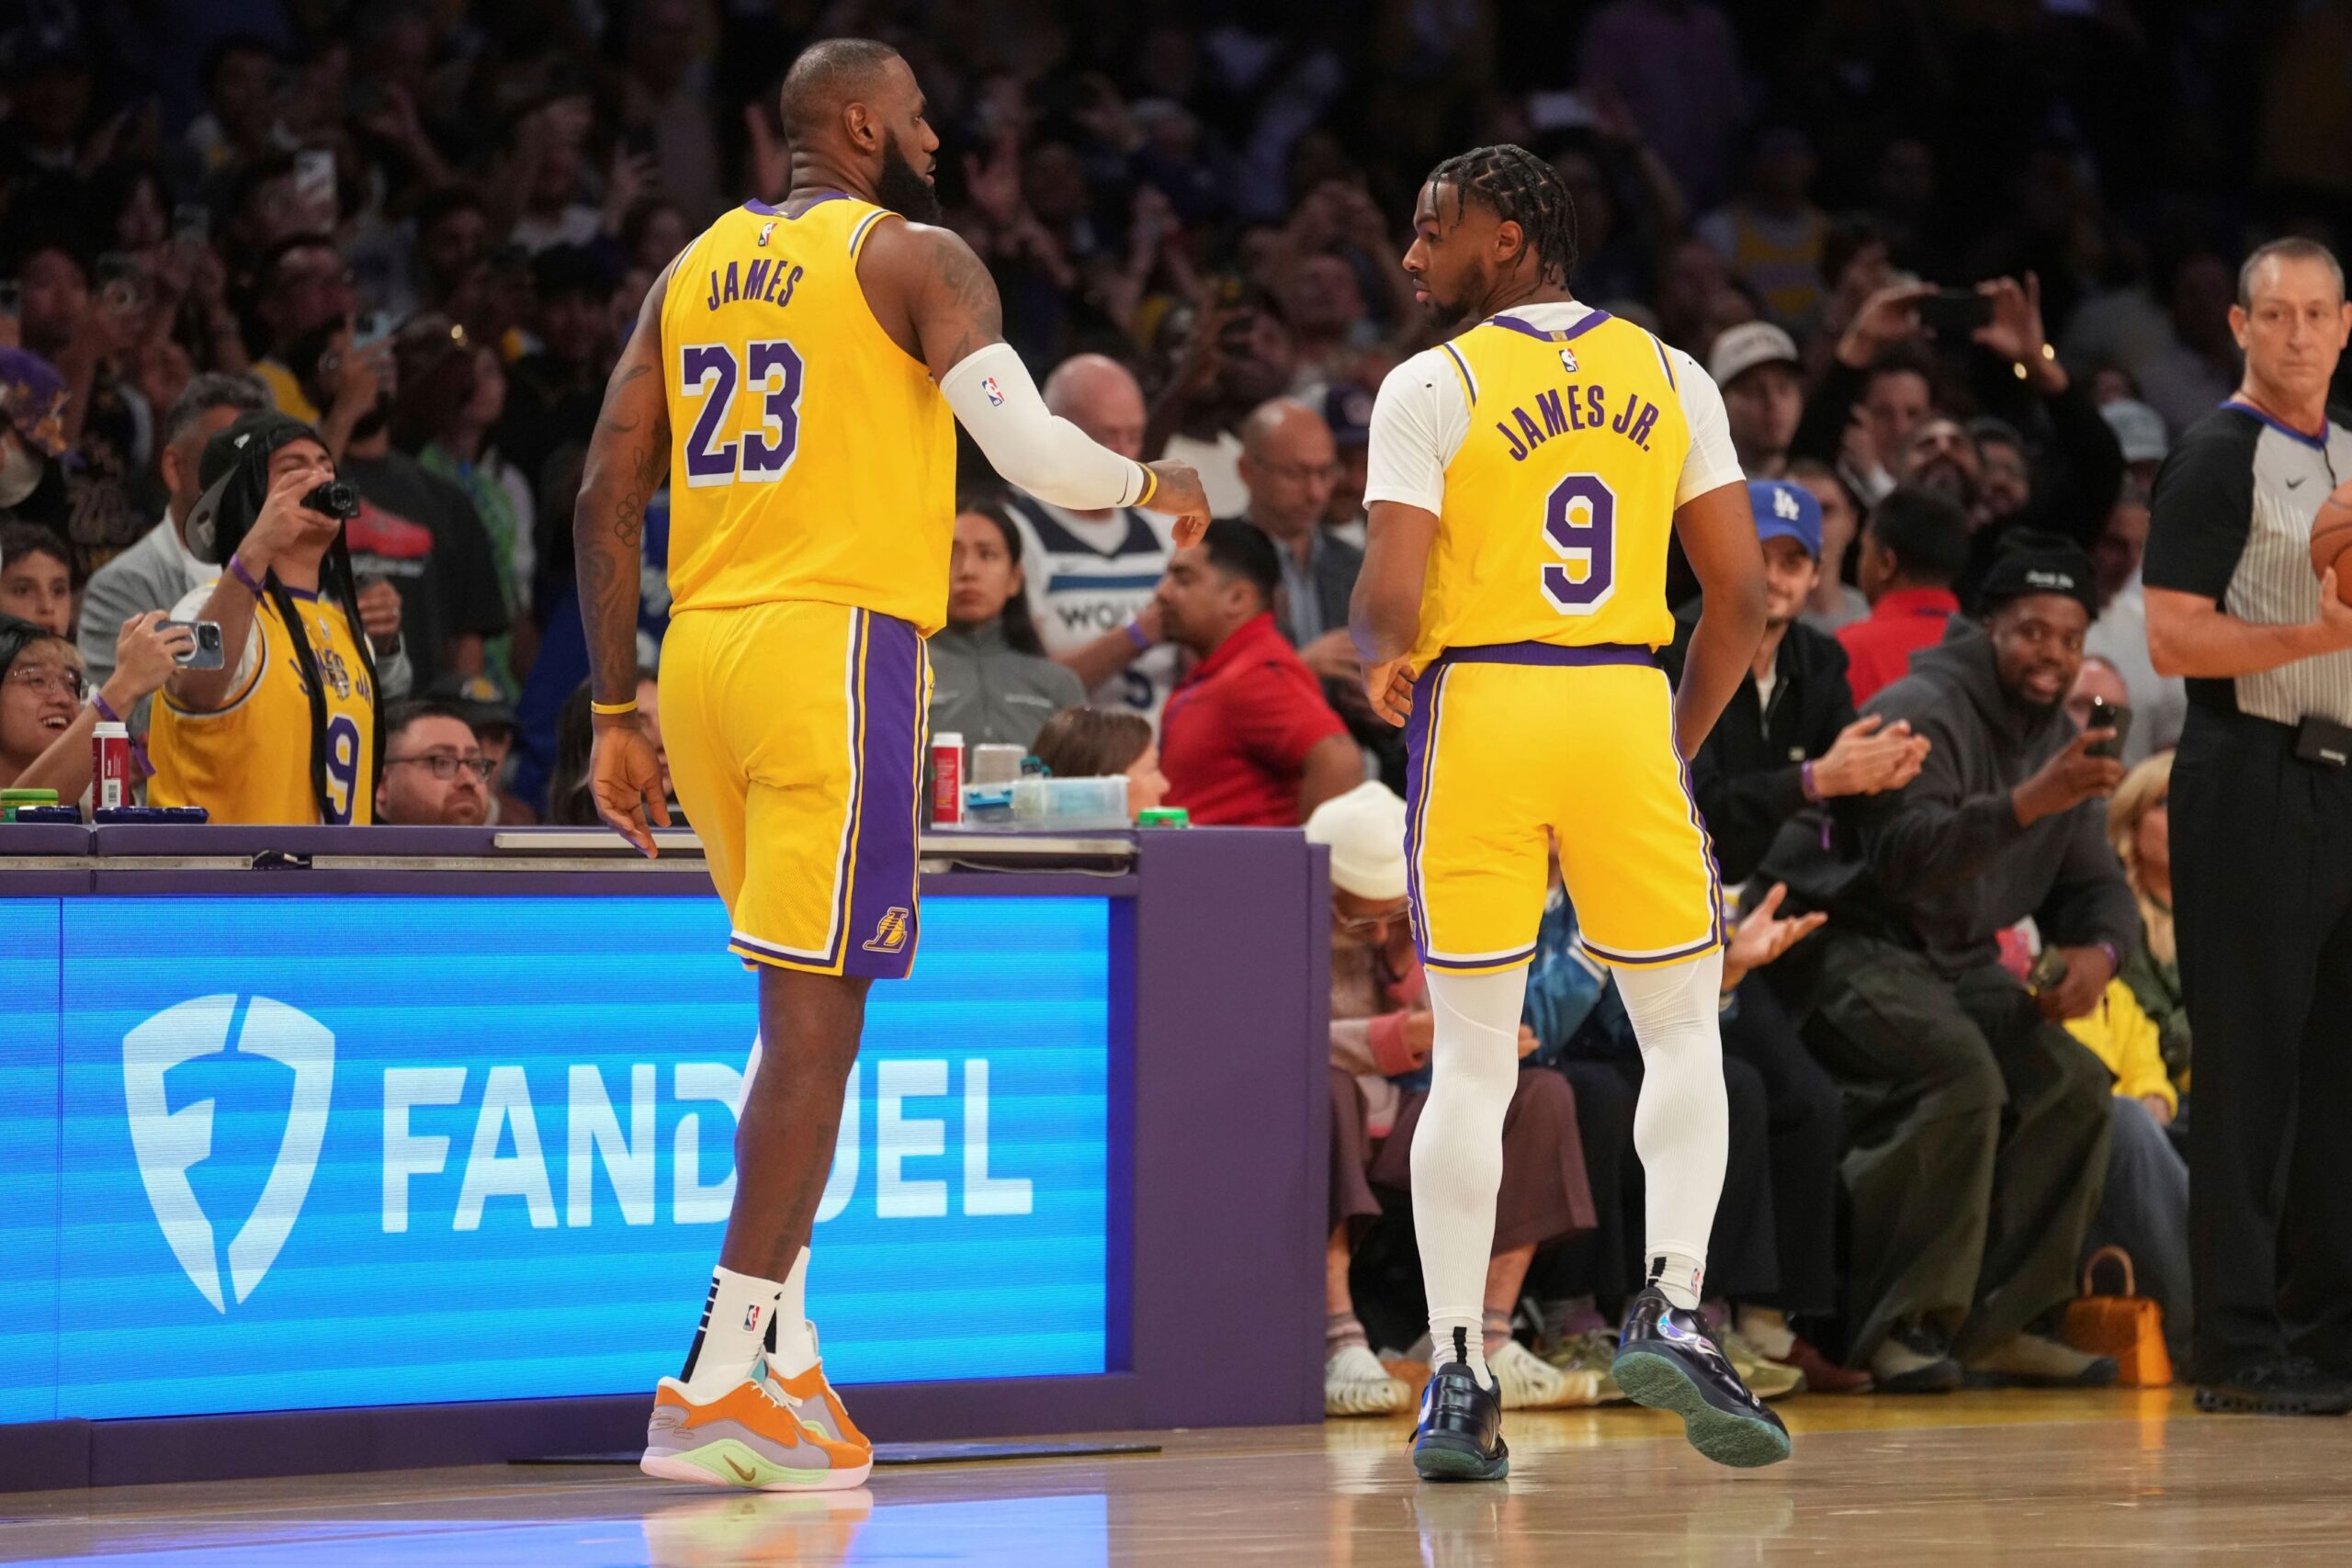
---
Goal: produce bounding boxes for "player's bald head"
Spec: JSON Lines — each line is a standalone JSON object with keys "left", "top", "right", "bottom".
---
{"left": 1045, "top": 355, "right": 1147, "bottom": 460}
{"left": 779, "top": 37, "right": 908, "bottom": 145}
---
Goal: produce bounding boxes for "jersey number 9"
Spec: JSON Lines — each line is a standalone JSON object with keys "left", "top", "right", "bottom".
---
{"left": 1542, "top": 472, "right": 1617, "bottom": 615}
{"left": 680, "top": 340, "right": 806, "bottom": 487}
{"left": 323, "top": 714, "right": 362, "bottom": 825}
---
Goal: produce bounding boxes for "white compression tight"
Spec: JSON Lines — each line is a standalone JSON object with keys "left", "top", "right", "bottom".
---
{"left": 1410, "top": 966, "right": 1531, "bottom": 1385}
{"left": 1614, "top": 949, "right": 1729, "bottom": 1309}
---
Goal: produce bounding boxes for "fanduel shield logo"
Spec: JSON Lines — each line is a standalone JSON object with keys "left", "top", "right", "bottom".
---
{"left": 123, "top": 995, "right": 334, "bottom": 1312}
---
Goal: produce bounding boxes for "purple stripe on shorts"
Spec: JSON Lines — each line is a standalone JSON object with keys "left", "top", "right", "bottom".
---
{"left": 1401, "top": 663, "right": 1451, "bottom": 964}
{"left": 842, "top": 611, "right": 926, "bottom": 979}
{"left": 1423, "top": 944, "right": 1537, "bottom": 973}
{"left": 1433, "top": 641, "right": 1656, "bottom": 670}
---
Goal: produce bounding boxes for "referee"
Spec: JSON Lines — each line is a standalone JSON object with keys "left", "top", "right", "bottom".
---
{"left": 2146, "top": 237, "right": 2352, "bottom": 1416}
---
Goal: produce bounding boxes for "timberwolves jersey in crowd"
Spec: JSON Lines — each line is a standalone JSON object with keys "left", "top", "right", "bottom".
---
{"left": 1001, "top": 493, "right": 1182, "bottom": 728}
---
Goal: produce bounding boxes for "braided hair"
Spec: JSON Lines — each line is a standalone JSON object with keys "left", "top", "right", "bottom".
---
{"left": 1423, "top": 144, "right": 1578, "bottom": 288}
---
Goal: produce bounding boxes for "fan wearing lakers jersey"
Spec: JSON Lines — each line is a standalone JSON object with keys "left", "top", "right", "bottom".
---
{"left": 572, "top": 39, "right": 1207, "bottom": 1495}
{"left": 1351, "top": 147, "right": 1783, "bottom": 1480}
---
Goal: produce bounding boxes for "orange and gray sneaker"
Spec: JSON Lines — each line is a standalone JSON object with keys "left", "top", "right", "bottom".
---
{"left": 640, "top": 1371, "right": 873, "bottom": 1492}
{"left": 755, "top": 1332, "right": 871, "bottom": 1467}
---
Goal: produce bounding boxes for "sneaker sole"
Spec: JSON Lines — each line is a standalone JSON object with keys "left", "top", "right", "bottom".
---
{"left": 1411, "top": 1434, "right": 1510, "bottom": 1483}
{"left": 1611, "top": 1350, "right": 1792, "bottom": 1469}
{"left": 2193, "top": 1386, "right": 2352, "bottom": 1416}
{"left": 642, "top": 1440, "right": 874, "bottom": 1491}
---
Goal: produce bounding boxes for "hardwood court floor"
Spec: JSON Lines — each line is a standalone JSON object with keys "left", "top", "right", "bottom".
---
{"left": 7, "top": 1390, "right": 2351, "bottom": 1565}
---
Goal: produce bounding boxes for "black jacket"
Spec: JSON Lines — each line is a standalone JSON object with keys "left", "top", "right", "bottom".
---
{"left": 1756, "top": 619, "right": 2138, "bottom": 976}
{"left": 1662, "top": 605, "right": 1858, "bottom": 886}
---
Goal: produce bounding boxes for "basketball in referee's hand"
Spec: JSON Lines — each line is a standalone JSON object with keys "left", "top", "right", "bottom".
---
{"left": 2316, "top": 480, "right": 2352, "bottom": 604}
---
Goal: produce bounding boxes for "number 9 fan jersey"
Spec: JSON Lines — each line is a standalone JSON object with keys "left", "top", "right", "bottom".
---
{"left": 1364, "top": 305, "right": 1741, "bottom": 672}
{"left": 659, "top": 197, "right": 957, "bottom": 632}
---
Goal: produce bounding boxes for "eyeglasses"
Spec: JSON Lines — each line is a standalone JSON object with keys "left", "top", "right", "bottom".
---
{"left": 385, "top": 752, "right": 493, "bottom": 782}
{"left": 5, "top": 663, "right": 85, "bottom": 700}
{"left": 1335, "top": 905, "right": 1408, "bottom": 938}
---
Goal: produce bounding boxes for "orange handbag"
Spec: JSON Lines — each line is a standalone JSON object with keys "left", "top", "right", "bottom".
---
{"left": 2064, "top": 1246, "right": 2173, "bottom": 1387}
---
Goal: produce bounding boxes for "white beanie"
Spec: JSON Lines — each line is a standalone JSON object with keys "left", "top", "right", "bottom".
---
{"left": 1305, "top": 780, "right": 1409, "bottom": 901}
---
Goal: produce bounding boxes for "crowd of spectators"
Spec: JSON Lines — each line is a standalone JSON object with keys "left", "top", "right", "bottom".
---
{"left": 0, "top": 0, "right": 2335, "bottom": 1410}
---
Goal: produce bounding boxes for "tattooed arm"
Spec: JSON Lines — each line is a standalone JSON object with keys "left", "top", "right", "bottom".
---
{"left": 859, "top": 220, "right": 1209, "bottom": 535}
{"left": 574, "top": 262, "right": 674, "bottom": 854}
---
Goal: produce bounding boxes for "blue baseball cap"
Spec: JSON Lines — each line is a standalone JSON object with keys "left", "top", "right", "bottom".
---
{"left": 1748, "top": 479, "right": 1821, "bottom": 559}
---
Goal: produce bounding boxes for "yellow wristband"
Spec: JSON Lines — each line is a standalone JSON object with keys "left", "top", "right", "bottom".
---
{"left": 1135, "top": 466, "right": 1159, "bottom": 508}
{"left": 589, "top": 698, "right": 639, "bottom": 716}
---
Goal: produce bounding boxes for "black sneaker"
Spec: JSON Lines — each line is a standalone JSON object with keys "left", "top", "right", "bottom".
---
{"left": 1872, "top": 1323, "right": 1964, "bottom": 1394}
{"left": 1411, "top": 1330, "right": 1510, "bottom": 1482}
{"left": 1612, "top": 1288, "right": 1792, "bottom": 1469}
{"left": 2196, "top": 1357, "right": 2352, "bottom": 1416}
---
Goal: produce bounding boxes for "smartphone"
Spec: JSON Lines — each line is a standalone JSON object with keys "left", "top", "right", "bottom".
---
{"left": 160, "top": 619, "right": 225, "bottom": 671}
{"left": 2028, "top": 946, "right": 2069, "bottom": 995}
{"left": 2084, "top": 696, "right": 2133, "bottom": 759}
{"left": 351, "top": 310, "right": 393, "bottom": 350}
{"left": 1917, "top": 288, "right": 1993, "bottom": 338}
{"left": 294, "top": 148, "right": 337, "bottom": 210}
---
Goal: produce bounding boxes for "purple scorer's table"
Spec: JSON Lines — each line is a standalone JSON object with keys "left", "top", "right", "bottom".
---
{"left": 0, "top": 825, "right": 1330, "bottom": 1491}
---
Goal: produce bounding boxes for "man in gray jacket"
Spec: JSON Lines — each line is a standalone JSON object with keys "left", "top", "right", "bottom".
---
{"left": 1758, "top": 533, "right": 2135, "bottom": 1393}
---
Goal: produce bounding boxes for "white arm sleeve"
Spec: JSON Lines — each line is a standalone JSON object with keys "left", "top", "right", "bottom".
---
{"left": 1361, "top": 349, "right": 1470, "bottom": 515}
{"left": 941, "top": 343, "right": 1148, "bottom": 511}
{"left": 1670, "top": 347, "right": 1747, "bottom": 505}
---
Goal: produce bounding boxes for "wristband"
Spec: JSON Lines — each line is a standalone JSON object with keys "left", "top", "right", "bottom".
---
{"left": 227, "top": 556, "right": 265, "bottom": 598}
{"left": 590, "top": 698, "right": 639, "bottom": 716}
{"left": 1133, "top": 465, "right": 1159, "bottom": 509}
{"left": 2094, "top": 939, "right": 2121, "bottom": 978}
{"left": 92, "top": 690, "right": 122, "bottom": 725}
{"left": 1800, "top": 760, "right": 1821, "bottom": 803}
{"left": 1124, "top": 617, "right": 1151, "bottom": 652}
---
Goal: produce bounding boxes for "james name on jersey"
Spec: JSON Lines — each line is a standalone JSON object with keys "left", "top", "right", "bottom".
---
{"left": 1491, "top": 379, "right": 1667, "bottom": 463}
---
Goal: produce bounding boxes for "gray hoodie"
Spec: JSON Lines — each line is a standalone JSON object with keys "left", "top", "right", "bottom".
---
{"left": 1760, "top": 620, "right": 2136, "bottom": 976}
{"left": 926, "top": 621, "right": 1087, "bottom": 752}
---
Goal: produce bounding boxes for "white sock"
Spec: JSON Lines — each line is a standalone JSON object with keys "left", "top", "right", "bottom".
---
{"left": 680, "top": 1265, "right": 784, "bottom": 1398}
{"left": 766, "top": 1247, "right": 820, "bottom": 1376}
{"left": 1613, "top": 950, "right": 1727, "bottom": 1314}
{"left": 1410, "top": 966, "right": 1530, "bottom": 1392}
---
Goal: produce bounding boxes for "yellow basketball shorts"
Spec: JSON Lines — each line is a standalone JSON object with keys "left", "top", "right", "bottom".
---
{"left": 1403, "top": 643, "right": 1724, "bottom": 974}
{"left": 661, "top": 600, "right": 932, "bottom": 979}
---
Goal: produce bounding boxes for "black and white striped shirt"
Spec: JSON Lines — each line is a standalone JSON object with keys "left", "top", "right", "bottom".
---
{"left": 2145, "top": 400, "right": 2352, "bottom": 728}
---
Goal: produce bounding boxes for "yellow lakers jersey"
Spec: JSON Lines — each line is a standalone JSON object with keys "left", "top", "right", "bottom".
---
{"left": 661, "top": 196, "right": 957, "bottom": 632}
{"left": 151, "top": 588, "right": 377, "bottom": 824}
{"left": 1410, "top": 310, "right": 1693, "bottom": 671}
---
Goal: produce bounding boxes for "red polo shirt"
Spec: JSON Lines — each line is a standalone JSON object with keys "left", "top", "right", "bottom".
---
{"left": 1160, "top": 613, "right": 1350, "bottom": 827}
{"left": 1837, "top": 587, "right": 1961, "bottom": 705}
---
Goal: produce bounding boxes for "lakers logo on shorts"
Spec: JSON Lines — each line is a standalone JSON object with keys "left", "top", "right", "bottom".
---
{"left": 863, "top": 907, "right": 911, "bottom": 954}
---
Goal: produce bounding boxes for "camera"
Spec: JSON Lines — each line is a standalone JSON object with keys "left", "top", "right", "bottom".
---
{"left": 303, "top": 480, "right": 361, "bottom": 521}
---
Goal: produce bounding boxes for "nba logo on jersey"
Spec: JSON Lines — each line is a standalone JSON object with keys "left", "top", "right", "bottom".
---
{"left": 864, "top": 908, "right": 912, "bottom": 954}
{"left": 981, "top": 377, "right": 1004, "bottom": 407}
{"left": 756, "top": 220, "right": 775, "bottom": 246}
{"left": 1558, "top": 347, "right": 1578, "bottom": 374}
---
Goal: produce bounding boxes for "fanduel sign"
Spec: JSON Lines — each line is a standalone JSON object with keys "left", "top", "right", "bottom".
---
{"left": 0, "top": 892, "right": 1112, "bottom": 1425}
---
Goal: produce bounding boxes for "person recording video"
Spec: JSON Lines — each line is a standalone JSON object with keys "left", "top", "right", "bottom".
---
{"left": 147, "top": 411, "right": 403, "bottom": 824}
